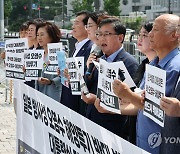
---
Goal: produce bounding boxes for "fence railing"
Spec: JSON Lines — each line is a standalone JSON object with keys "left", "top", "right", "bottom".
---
{"left": 0, "top": 62, "right": 13, "bottom": 103}
{"left": 123, "top": 41, "right": 145, "bottom": 64}
{"left": 4, "top": 32, "right": 19, "bottom": 38}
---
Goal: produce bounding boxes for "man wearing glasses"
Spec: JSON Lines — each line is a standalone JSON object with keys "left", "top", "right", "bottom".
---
{"left": 83, "top": 17, "right": 139, "bottom": 139}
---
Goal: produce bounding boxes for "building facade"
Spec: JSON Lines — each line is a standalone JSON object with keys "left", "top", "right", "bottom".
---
{"left": 146, "top": 0, "right": 180, "bottom": 20}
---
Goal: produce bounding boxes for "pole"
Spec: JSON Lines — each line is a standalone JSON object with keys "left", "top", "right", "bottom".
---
{"left": 0, "top": 0, "right": 4, "bottom": 40}
{"left": 29, "top": 0, "right": 32, "bottom": 19}
{"left": 39, "top": 0, "right": 41, "bottom": 18}
{"left": 62, "top": 0, "right": 64, "bottom": 28}
{"left": 94, "top": 0, "right": 100, "bottom": 11}
{"left": 168, "top": 0, "right": 171, "bottom": 14}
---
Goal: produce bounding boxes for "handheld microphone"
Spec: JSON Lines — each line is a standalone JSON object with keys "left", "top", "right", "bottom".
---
{"left": 86, "top": 46, "right": 103, "bottom": 77}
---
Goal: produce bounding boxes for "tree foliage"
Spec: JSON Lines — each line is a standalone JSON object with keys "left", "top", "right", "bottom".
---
{"left": 4, "top": 0, "right": 12, "bottom": 17}
{"left": 104, "top": 0, "right": 121, "bottom": 16}
{"left": 125, "top": 17, "right": 143, "bottom": 33}
{"left": 8, "top": 0, "right": 61, "bottom": 31}
{"left": 71, "top": 0, "right": 94, "bottom": 15}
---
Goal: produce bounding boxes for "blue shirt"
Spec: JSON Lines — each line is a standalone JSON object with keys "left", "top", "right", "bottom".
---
{"left": 102, "top": 46, "right": 123, "bottom": 62}
{"left": 137, "top": 47, "right": 180, "bottom": 154}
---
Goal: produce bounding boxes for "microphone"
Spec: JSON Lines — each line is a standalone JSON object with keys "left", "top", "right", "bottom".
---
{"left": 86, "top": 46, "right": 103, "bottom": 77}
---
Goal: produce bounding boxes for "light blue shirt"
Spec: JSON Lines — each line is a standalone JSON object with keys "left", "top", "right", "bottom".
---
{"left": 102, "top": 46, "right": 123, "bottom": 62}
{"left": 137, "top": 47, "right": 180, "bottom": 154}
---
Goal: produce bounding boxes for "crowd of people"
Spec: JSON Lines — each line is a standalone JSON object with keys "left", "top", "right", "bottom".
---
{"left": 0, "top": 11, "right": 180, "bottom": 154}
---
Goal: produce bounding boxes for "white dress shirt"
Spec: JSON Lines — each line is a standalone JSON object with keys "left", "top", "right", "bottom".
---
{"left": 73, "top": 38, "right": 89, "bottom": 57}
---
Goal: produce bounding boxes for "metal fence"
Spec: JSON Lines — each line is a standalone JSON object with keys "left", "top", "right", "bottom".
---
{"left": 123, "top": 41, "right": 145, "bottom": 64}
{"left": 0, "top": 59, "right": 12, "bottom": 103}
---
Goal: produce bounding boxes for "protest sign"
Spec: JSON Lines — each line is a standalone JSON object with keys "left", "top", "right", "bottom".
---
{"left": 144, "top": 64, "right": 166, "bottom": 127}
{"left": 5, "top": 38, "right": 28, "bottom": 80}
{"left": 66, "top": 57, "right": 84, "bottom": 95}
{"left": 57, "top": 51, "right": 69, "bottom": 88}
{"left": 16, "top": 82, "right": 149, "bottom": 154}
{"left": 97, "top": 59, "right": 136, "bottom": 113}
{"left": 44, "top": 43, "right": 63, "bottom": 75}
{"left": 74, "top": 58, "right": 90, "bottom": 97}
{"left": 24, "top": 49, "right": 44, "bottom": 80}
{"left": 97, "top": 59, "right": 120, "bottom": 114}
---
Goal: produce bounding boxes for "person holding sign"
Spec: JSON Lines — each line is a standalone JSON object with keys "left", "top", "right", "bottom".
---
{"left": 122, "top": 22, "right": 156, "bottom": 144}
{"left": 160, "top": 84, "right": 180, "bottom": 117}
{"left": 159, "top": 17, "right": 180, "bottom": 154}
{"left": 134, "top": 22, "right": 156, "bottom": 86}
{"left": 24, "top": 19, "right": 43, "bottom": 88}
{"left": 19, "top": 22, "right": 28, "bottom": 38}
{"left": 0, "top": 22, "right": 29, "bottom": 60}
{"left": 83, "top": 17, "right": 138, "bottom": 139}
{"left": 27, "top": 19, "right": 42, "bottom": 49}
{"left": 108, "top": 14, "right": 180, "bottom": 154}
{"left": 60, "top": 11, "right": 93, "bottom": 116}
{"left": 36, "top": 21, "right": 62, "bottom": 102}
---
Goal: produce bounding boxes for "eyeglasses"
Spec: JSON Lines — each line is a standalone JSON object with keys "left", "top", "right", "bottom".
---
{"left": 95, "top": 32, "right": 119, "bottom": 38}
{"left": 85, "top": 24, "right": 97, "bottom": 30}
{"left": 138, "top": 33, "right": 149, "bottom": 39}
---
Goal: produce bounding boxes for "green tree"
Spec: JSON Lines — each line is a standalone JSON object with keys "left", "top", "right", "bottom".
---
{"left": 71, "top": 0, "right": 94, "bottom": 15}
{"left": 8, "top": 0, "right": 29, "bottom": 31}
{"left": 4, "top": 0, "right": 12, "bottom": 17}
{"left": 8, "top": 0, "right": 58, "bottom": 31}
{"left": 126, "top": 17, "right": 143, "bottom": 33}
{"left": 104, "top": 0, "right": 121, "bottom": 16}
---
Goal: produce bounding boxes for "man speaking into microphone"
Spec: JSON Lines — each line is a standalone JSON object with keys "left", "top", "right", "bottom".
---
{"left": 83, "top": 17, "right": 139, "bottom": 140}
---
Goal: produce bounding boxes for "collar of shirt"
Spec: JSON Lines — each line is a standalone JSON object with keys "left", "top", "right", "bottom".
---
{"left": 140, "top": 47, "right": 180, "bottom": 90}
{"left": 102, "top": 46, "right": 123, "bottom": 62}
{"left": 73, "top": 38, "right": 89, "bottom": 57}
{"left": 150, "top": 47, "right": 180, "bottom": 69}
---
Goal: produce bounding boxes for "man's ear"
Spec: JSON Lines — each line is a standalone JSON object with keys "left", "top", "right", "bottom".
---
{"left": 170, "top": 31, "right": 178, "bottom": 42}
{"left": 118, "top": 34, "right": 124, "bottom": 43}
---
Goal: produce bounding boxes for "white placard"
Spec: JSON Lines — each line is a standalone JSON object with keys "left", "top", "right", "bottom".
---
{"left": 66, "top": 57, "right": 84, "bottom": 95}
{"left": 143, "top": 64, "right": 166, "bottom": 127}
{"left": 5, "top": 38, "right": 28, "bottom": 80}
{"left": 97, "top": 59, "right": 136, "bottom": 114}
{"left": 24, "top": 49, "right": 44, "bottom": 80}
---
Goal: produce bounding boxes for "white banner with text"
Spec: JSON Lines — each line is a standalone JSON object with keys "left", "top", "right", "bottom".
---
{"left": 16, "top": 82, "right": 149, "bottom": 154}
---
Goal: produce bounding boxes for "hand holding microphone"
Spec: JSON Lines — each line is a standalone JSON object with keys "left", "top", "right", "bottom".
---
{"left": 86, "top": 46, "right": 103, "bottom": 77}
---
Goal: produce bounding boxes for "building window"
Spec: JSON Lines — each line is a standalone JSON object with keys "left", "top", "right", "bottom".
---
{"left": 132, "top": 6, "right": 140, "bottom": 12}
{"left": 132, "top": 0, "right": 140, "bottom": 2}
{"left": 145, "top": 6, "right": 151, "bottom": 10}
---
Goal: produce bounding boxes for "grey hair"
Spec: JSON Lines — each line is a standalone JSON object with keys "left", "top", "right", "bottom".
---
{"left": 164, "top": 17, "right": 179, "bottom": 34}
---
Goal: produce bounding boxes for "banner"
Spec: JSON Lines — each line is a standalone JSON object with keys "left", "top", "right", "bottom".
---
{"left": 16, "top": 82, "right": 149, "bottom": 154}
{"left": 144, "top": 64, "right": 166, "bottom": 127}
{"left": 24, "top": 49, "right": 44, "bottom": 80}
{"left": 45, "top": 43, "right": 63, "bottom": 75}
{"left": 5, "top": 38, "right": 28, "bottom": 80}
{"left": 66, "top": 57, "right": 84, "bottom": 95}
{"left": 97, "top": 59, "right": 136, "bottom": 114}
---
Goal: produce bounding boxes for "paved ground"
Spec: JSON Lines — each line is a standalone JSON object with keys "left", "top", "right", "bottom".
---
{"left": 0, "top": 64, "right": 16, "bottom": 154}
